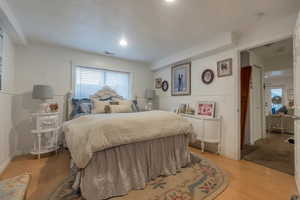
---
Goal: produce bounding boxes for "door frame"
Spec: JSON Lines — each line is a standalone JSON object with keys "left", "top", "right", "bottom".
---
{"left": 236, "top": 34, "right": 293, "bottom": 160}
{"left": 249, "top": 65, "right": 265, "bottom": 144}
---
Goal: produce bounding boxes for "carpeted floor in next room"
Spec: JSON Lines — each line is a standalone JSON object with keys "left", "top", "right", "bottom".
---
{"left": 0, "top": 147, "right": 298, "bottom": 200}
{"left": 242, "top": 133, "right": 294, "bottom": 175}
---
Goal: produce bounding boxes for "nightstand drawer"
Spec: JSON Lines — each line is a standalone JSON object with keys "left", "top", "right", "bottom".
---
{"left": 32, "top": 114, "right": 60, "bottom": 130}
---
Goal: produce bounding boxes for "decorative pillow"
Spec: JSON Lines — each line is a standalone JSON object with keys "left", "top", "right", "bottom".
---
{"left": 118, "top": 100, "right": 133, "bottom": 106}
{"left": 132, "top": 100, "right": 140, "bottom": 112}
{"left": 71, "top": 98, "right": 92, "bottom": 118}
{"left": 80, "top": 102, "right": 92, "bottom": 113}
{"left": 92, "top": 99, "right": 110, "bottom": 114}
{"left": 109, "top": 101, "right": 119, "bottom": 105}
{"left": 110, "top": 104, "right": 132, "bottom": 113}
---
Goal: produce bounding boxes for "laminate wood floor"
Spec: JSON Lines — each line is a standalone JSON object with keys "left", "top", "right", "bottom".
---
{"left": 0, "top": 148, "right": 298, "bottom": 200}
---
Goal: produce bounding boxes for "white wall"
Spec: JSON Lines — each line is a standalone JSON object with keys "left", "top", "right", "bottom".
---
{"left": 154, "top": 49, "right": 239, "bottom": 159}
{"left": 13, "top": 42, "right": 153, "bottom": 155}
{"left": 0, "top": 31, "right": 15, "bottom": 173}
{"left": 153, "top": 13, "right": 298, "bottom": 160}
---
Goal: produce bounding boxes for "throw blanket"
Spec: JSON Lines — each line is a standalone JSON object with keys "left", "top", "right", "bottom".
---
{"left": 63, "top": 111, "right": 193, "bottom": 168}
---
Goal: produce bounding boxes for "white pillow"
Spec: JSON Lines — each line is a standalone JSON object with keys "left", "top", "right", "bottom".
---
{"left": 92, "top": 99, "right": 109, "bottom": 114}
{"left": 118, "top": 100, "right": 133, "bottom": 106}
{"left": 110, "top": 104, "right": 132, "bottom": 113}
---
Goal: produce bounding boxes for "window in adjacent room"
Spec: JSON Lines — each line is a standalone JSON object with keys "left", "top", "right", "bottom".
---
{"left": 271, "top": 88, "right": 283, "bottom": 113}
{"left": 74, "top": 66, "right": 130, "bottom": 99}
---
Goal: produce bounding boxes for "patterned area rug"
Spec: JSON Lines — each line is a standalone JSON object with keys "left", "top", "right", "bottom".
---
{"left": 49, "top": 154, "right": 228, "bottom": 200}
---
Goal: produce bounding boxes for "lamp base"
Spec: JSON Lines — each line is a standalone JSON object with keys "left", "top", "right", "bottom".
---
{"left": 38, "top": 102, "right": 50, "bottom": 113}
{"left": 145, "top": 102, "right": 153, "bottom": 111}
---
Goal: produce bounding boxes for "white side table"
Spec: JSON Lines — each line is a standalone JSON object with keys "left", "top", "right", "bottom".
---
{"left": 31, "top": 112, "right": 61, "bottom": 159}
{"left": 181, "top": 114, "right": 222, "bottom": 154}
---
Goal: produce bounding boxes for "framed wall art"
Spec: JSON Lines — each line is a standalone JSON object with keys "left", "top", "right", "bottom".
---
{"left": 217, "top": 58, "right": 232, "bottom": 77}
{"left": 162, "top": 80, "right": 169, "bottom": 92}
{"left": 155, "top": 78, "right": 162, "bottom": 89}
{"left": 201, "top": 69, "right": 214, "bottom": 84}
{"left": 196, "top": 101, "right": 216, "bottom": 118}
{"left": 171, "top": 62, "right": 191, "bottom": 96}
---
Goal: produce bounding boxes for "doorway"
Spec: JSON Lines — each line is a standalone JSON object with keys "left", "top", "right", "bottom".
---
{"left": 240, "top": 38, "right": 295, "bottom": 175}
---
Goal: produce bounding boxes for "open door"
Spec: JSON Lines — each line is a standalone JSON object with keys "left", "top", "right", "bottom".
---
{"left": 241, "top": 66, "right": 252, "bottom": 149}
{"left": 294, "top": 11, "right": 300, "bottom": 191}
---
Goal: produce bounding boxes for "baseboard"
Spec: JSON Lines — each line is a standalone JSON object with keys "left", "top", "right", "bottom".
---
{"left": 0, "top": 157, "right": 11, "bottom": 175}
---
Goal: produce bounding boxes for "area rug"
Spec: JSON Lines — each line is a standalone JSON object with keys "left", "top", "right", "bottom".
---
{"left": 243, "top": 133, "right": 294, "bottom": 175}
{"left": 49, "top": 154, "right": 229, "bottom": 200}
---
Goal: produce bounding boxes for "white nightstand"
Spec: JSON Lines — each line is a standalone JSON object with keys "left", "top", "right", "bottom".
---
{"left": 31, "top": 112, "right": 61, "bottom": 159}
{"left": 181, "top": 114, "right": 222, "bottom": 154}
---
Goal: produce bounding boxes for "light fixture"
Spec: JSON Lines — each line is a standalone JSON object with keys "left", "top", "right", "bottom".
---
{"left": 119, "top": 39, "right": 128, "bottom": 47}
{"left": 165, "top": 0, "right": 175, "bottom": 2}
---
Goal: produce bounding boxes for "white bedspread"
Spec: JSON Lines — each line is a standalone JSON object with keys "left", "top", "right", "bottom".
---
{"left": 63, "top": 111, "right": 193, "bottom": 168}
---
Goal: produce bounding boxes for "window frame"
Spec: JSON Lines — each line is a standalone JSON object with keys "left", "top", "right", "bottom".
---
{"left": 71, "top": 64, "right": 133, "bottom": 99}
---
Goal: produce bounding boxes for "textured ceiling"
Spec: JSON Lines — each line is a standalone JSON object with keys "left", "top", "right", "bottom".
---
{"left": 8, "top": 0, "right": 300, "bottom": 63}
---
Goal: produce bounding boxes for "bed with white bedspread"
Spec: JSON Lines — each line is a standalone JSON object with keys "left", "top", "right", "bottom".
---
{"left": 64, "top": 88, "right": 193, "bottom": 200}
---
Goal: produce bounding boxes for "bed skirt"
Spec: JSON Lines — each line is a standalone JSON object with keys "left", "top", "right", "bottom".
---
{"left": 79, "top": 134, "right": 190, "bottom": 200}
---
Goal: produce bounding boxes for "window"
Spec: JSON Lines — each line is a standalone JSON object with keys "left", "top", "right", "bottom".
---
{"left": 271, "top": 88, "right": 283, "bottom": 113}
{"left": 74, "top": 66, "right": 130, "bottom": 99}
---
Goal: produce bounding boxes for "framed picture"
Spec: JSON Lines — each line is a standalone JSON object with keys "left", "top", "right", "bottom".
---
{"left": 171, "top": 62, "right": 191, "bottom": 96}
{"left": 196, "top": 101, "right": 215, "bottom": 118}
{"left": 162, "top": 80, "right": 169, "bottom": 92}
{"left": 217, "top": 58, "right": 232, "bottom": 77}
{"left": 201, "top": 69, "right": 214, "bottom": 84}
{"left": 155, "top": 78, "right": 162, "bottom": 88}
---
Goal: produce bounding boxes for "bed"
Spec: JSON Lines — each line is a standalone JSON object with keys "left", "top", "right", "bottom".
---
{"left": 64, "top": 87, "right": 193, "bottom": 200}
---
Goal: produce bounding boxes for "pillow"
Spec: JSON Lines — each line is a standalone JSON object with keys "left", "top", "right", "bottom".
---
{"left": 80, "top": 102, "right": 92, "bottom": 113}
{"left": 132, "top": 100, "right": 140, "bottom": 112}
{"left": 118, "top": 100, "right": 133, "bottom": 106}
{"left": 71, "top": 98, "right": 92, "bottom": 118}
{"left": 110, "top": 104, "right": 132, "bottom": 113}
{"left": 92, "top": 99, "right": 110, "bottom": 114}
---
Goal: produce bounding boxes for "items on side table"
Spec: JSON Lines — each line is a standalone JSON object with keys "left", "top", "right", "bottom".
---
{"left": 31, "top": 112, "right": 61, "bottom": 159}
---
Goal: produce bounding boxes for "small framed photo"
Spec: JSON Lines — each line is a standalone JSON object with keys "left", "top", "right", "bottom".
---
{"left": 217, "top": 58, "right": 232, "bottom": 77}
{"left": 196, "top": 101, "right": 215, "bottom": 118}
{"left": 155, "top": 78, "right": 162, "bottom": 89}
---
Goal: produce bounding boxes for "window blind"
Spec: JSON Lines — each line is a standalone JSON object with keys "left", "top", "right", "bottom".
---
{"left": 75, "top": 66, "right": 130, "bottom": 99}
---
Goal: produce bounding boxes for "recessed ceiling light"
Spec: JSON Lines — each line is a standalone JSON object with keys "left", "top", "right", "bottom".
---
{"left": 165, "top": 0, "right": 175, "bottom": 2}
{"left": 119, "top": 39, "right": 128, "bottom": 47}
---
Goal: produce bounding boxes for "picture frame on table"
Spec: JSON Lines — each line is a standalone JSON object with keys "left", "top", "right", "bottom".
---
{"left": 196, "top": 101, "right": 216, "bottom": 118}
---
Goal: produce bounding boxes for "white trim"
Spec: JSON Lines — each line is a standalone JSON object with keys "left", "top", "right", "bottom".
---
{"left": 0, "top": 0, "right": 26, "bottom": 44}
{"left": 236, "top": 36, "right": 294, "bottom": 159}
{"left": 0, "top": 157, "right": 11, "bottom": 175}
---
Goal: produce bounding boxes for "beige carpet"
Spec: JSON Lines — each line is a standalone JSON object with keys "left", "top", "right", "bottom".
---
{"left": 49, "top": 154, "right": 229, "bottom": 200}
{"left": 243, "top": 133, "right": 294, "bottom": 175}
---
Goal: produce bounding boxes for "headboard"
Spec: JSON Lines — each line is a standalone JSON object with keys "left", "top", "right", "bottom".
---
{"left": 66, "top": 86, "right": 124, "bottom": 120}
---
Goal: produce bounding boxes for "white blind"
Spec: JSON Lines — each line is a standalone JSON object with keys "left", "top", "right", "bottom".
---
{"left": 75, "top": 66, "right": 130, "bottom": 99}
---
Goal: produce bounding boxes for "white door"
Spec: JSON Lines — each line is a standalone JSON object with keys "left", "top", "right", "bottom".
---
{"left": 250, "top": 66, "right": 263, "bottom": 144}
{"left": 293, "top": 11, "right": 300, "bottom": 191}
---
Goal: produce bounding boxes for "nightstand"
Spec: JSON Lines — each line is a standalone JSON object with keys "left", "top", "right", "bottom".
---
{"left": 31, "top": 112, "right": 61, "bottom": 159}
